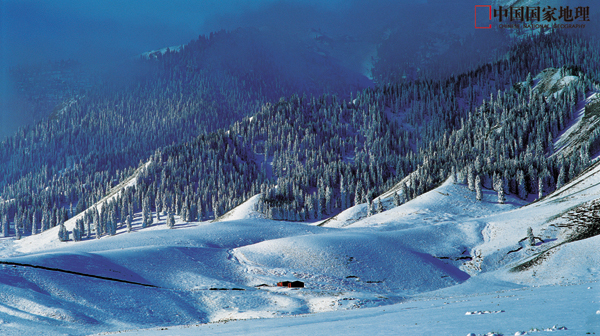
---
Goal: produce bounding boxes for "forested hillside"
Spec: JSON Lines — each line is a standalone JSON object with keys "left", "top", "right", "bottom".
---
{"left": 0, "top": 27, "right": 369, "bottom": 236}
{"left": 1, "top": 30, "right": 600, "bottom": 239}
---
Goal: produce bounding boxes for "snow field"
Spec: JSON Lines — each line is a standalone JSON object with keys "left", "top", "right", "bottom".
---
{"left": 3, "top": 157, "right": 600, "bottom": 334}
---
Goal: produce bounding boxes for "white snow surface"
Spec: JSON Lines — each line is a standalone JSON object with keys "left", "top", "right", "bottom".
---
{"left": 107, "top": 280, "right": 598, "bottom": 336}
{"left": 4, "top": 144, "right": 600, "bottom": 334}
{"left": 214, "top": 194, "right": 265, "bottom": 222}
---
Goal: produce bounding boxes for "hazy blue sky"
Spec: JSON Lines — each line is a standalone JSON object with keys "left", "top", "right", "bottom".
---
{"left": 0, "top": 0, "right": 354, "bottom": 66}
{"left": 0, "top": 0, "right": 499, "bottom": 137}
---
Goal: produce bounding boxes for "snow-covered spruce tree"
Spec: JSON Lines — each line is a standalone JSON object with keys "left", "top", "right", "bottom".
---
{"left": 198, "top": 199, "right": 205, "bottom": 221}
{"left": 13, "top": 216, "right": 19, "bottom": 238}
{"left": 401, "top": 183, "right": 409, "bottom": 202}
{"left": 467, "top": 166, "right": 475, "bottom": 191}
{"left": 161, "top": 192, "right": 169, "bottom": 216}
{"left": 118, "top": 198, "right": 127, "bottom": 228}
{"left": 142, "top": 198, "right": 149, "bottom": 228}
{"left": 475, "top": 175, "right": 482, "bottom": 201}
{"left": 78, "top": 218, "right": 85, "bottom": 240}
{"left": 538, "top": 177, "right": 544, "bottom": 199}
{"left": 15, "top": 225, "right": 21, "bottom": 240}
{"left": 58, "top": 222, "right": 69, "bottom": 242}
{"left": 2, "top": 215, "right": 9, "bottom": 237}
{"left": 189, "top": 202, "right": 198, "bottom": 222}
{"left": 72, "top": 219, "right": 81, "bottom": 241}
{"left": 167, "top": 209, "right": 175, "bottom": 229}
{"left": 556, "top": 164, "right": 566, "bottom": 190}
{"left": 108, "top": 217, "right": 116, "bottom": 236}
{"left": 517, "top": 170, "right": 527, "bottom": 200}
{"left": 497, "top": 179, "right": 505, "bottom": 204}
{"left": 213, "top": 201, "right": 220, "bottom": 220}
{"left": 340, "top": 175, "right": 348, "bottom": 210}
{"left": 49, "top": 208, "right": 57, "bottom": 229}
{"left": 503, "top": 171, "right": 510, "bottom": 196}
{"left": 325, "top": 185, "right": 333, "bottom": 214}
{"left": 393, "top": 192, "right": 401, "bottom": 206}
{"left": 175, "top": 194, "right": 181, "bottom": 216}
{"left": 41, "top": 212, "right": 48, "bottom": 232}
{"left": 474, "top": 156, "right": 483, "bottom": 175}
{"left": 376, "top": 198, "right": 384, "bottom": 213}
{"left": 155, "top": 193, "right": 162, "bottom": 221}
{"left": 94, "top": 209, "right": 101, "bottom": 239}
{"left": 31, "top": 211, "right": 37, "bottom": 235}
{"left": 366, "top": 198, "right": 373, "bottom": 217}
{"left": 73, "top": 227, "right": 80, "bottom": 242}
{"left": 450, "top": 166, "right": 457, "bottom": 184}
{"left": 353, "top": 188, "right": 360, "bottom": 206}
{"left": 528, "top": 166, "right": 539, "bottom": 196}
{"left": 181, "top": 199, "right": 189, "bottom": 222}
{"left": 126, "top": 214, "right": 132, "bottom": 233}
{"left": 85, "top": 216, "right": 91, "bottom": 239}
{"left": 527, "top": 227, "right": 535, "bottom": 246}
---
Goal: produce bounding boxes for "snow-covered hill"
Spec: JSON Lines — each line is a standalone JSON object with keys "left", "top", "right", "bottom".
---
{"left": 1, "top": 157, "right": 600, "bottom": 335}
{"left": 110, "top": 158, "right": 600, "bottom": 335}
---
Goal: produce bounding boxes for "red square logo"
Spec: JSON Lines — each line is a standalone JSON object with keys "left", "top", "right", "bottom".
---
{"left": 475, "top": 5, "right": 492, "bottom": 29}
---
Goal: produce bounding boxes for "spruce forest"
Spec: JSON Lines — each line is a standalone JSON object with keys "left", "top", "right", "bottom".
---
{"left": 1, "top": 29, "right": 599, "bottom": 239}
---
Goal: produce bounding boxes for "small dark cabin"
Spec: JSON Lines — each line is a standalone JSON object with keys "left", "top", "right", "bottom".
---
{"left": 277, "top": 281, "right": 304, "bottom": 288}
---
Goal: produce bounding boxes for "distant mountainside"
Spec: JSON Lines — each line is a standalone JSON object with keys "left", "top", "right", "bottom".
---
{"left": 0, "top": 27, "right": 372, "bottom": 236}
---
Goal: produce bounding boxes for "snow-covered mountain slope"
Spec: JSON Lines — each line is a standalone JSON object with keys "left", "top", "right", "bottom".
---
{"left": 330, "top": 66, "right": 595, "bottom": 229}
{"left": 324, "top": 178, "right": 527, "bottom": 229}
{"left": 1, "top": 155, "right": 600, "bottom": 335}
{"left": 473, "top": 158, "right": 600, "bottom": 283}
{"left": 554, "top": 91, "right": 600, "bottom": 158}
{"left": 0, "top": 187, "right": 475, "bottom": 334}
{"left": 13, "top": 161, "right": 148, "bottom": 256}
{"left": 105, "top": 168, "right": 600, "bottom": 335}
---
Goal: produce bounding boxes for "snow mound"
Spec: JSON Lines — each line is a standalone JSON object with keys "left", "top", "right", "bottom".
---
{"left": 466, "top": 158, "right": 600, "bottom": 281}
{"left": 319, "top": 203, "right": 368, "bottom": 228}
{"left": 2, "top": 251, "right": 149, "bottom": 284}
{"left": 327, "top": 179, "right": 526, "bottom": 229}
{"left": 500, "top": 234, "right": 600, "bottom": 286}
{"left": 233, "top": 231, "right": 470, "bottom": 294}
{"left": 214, "top": 194, "right": 265, "bottom": 222}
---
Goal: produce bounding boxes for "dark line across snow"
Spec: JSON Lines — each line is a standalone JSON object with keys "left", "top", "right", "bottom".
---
{"left": 0, "top": 260, "right": 158, "bottom": 288}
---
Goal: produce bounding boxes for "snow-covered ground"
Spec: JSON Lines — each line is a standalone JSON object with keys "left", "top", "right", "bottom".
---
{"left": 4, "top": 101, "right": 600, "bottom": 335}
{"left": 0, "top": 164, "right": 600, "bottom": 335}
{"left": 106, "top": 279, "right": 598, "bottom": 336}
